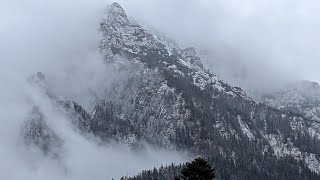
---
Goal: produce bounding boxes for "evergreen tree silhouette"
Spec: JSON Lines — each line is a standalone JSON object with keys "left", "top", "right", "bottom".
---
{"left": 180, "top": 157, "right": 215, "bottom": 180}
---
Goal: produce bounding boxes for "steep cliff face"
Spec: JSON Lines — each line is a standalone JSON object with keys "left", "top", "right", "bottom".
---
{"left": 22, "top": 2, "right": 320, "bottom": 179}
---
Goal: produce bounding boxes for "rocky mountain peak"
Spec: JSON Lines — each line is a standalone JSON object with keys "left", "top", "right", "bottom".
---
{"left": 106, "top": 2, "right": 129, "bottom": 25}
{"left": 99, "top": 2, "right": 166, "bottom": 63}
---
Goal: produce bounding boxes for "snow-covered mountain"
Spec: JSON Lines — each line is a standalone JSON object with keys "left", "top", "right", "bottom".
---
{"left": 256, "top": 80, "right": 320, "bottom": 123}
{"left": 23, "top": 2, "right": 320, "bottom": 179}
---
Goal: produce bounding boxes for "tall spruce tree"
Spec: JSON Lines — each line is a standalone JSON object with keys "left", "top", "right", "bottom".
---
{"left": 180, "top": 157, "right": 215, "bottom": 180}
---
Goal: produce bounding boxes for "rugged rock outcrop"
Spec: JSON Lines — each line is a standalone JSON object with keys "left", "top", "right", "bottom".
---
{"left": 22, "top": 106, "right": 63, "bottom": 158}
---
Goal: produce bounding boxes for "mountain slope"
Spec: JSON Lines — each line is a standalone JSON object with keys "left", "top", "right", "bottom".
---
{"left": 256, "top": 80, "right": 320, "bottom": 123}
{"left": 22, "top": 106, "right": 63, "bottom": 158}
{"left": 23, "top": 2, "right": 320, "bottom": 179}
{"left": 94, "top": 3, "right": 320, "bottom": 178}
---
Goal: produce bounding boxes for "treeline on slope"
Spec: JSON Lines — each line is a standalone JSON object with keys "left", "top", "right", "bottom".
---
{"left": 121, "top": 154, "right": 319, "bottom": 180}
{"left": 122, "top": 157, "right": 215, "bottom": 180}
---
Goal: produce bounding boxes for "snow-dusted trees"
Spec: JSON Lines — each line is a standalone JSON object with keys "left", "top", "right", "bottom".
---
{"left": 180, "top": 157, "right": 215, "bottom": 180}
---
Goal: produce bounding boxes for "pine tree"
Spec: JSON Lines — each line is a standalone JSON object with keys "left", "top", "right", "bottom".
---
{"left": 180, "top": 157, "right": 215, "bottom": 180}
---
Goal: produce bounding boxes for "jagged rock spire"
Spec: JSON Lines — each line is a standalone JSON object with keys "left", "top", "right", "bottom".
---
{"left": 99, "top": 2, "right": 165, "bottom": 62}
{"left": 106, "top": 2, "right": 129, "bottom": 24}
{"left": 99, "top": 2, "right": 129, "bottom": 34}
